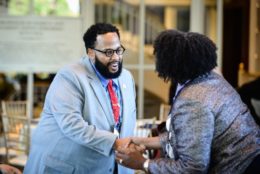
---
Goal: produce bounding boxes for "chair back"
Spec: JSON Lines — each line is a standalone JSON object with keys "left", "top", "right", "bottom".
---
{"left": 1, "top": 101, "right": 30, "bottom": 166}
{"left": 251, "top": 98, "right": 260, "bottom": 118}
{"left": 159, "top": 104, "right": 171, "bottom": 121}
{"left": 134, "top": 117, "right": 156, "bottom": 137}
{"left": 133, "top": 117, "right": 157, "bottom": 159}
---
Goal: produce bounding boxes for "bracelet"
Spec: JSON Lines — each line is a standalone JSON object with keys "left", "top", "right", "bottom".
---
{"left": 143, "top": 159, "right": 150, "bottom": 173}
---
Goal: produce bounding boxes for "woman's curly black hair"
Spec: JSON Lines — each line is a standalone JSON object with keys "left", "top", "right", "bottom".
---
{"left": 153, "top": 30, "right": 217, "bottom": 84}
{"left": 83, "top": 23, "right": 120, "bottom": 52}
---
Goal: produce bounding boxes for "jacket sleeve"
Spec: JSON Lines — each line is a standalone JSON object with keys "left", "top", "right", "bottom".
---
{"left": 149, "top": 99, "right": 215, "bottom": 174}
{"left": 45, "top": 68, "right": 117, "bottom": 157}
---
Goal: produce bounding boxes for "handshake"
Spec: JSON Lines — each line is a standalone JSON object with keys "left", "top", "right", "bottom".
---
{"left": 113, "top": 137, "right": 148, "bottom": 170}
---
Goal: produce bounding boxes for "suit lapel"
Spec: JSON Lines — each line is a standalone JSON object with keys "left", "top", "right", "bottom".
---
{"left": 118, "top": 74, "right": 128, "bottom": 124}
{"left": 82, "top": 57, "right": 114, "bottom": 125}
{"left": 118, "top": 72, "right": 136, "bottom": 137}
{"left": 90, "top": 80, "right": 115, "bottom": 125}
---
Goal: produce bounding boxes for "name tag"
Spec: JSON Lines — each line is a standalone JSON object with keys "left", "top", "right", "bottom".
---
{"left": 113, "top": 128, "right": 119, "bottom": 137}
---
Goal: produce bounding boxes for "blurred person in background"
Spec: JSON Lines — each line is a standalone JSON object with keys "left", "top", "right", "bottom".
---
{"left": 237, "top": 77, "right": 260, "bottom": 125}
{"left": 0, "top": 74, "right": 15, "bottom": 100}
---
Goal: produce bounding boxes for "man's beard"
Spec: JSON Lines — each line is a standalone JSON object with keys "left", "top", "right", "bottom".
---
{"left": 94, "top": 57, "right": 123, "bottom": 79}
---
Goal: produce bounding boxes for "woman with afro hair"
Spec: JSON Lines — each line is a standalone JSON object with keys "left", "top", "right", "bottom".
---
{"left": 116, "top": 30, "right": 260, "bottom": 174}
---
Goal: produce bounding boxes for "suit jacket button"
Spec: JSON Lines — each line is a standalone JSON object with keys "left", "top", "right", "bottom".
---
{"left": 109, "top": 168, "right": 112, "bottom": 172}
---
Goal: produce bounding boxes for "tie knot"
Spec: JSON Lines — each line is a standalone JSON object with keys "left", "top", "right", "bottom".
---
{"left": 108, "top": 80, "right": 113, "bottom": 87}
{"left": 107, "top": 79, "right": 119, "bottom": 124}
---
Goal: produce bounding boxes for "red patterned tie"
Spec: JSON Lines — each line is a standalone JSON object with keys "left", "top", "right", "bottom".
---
{"left": 107, "top": 80, "right": 120, "bottom": 123}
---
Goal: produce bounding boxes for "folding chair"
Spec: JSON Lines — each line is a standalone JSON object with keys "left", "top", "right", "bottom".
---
{"left": 1, "top": 101, "right": 30, "bottom": 167}
{"left": 133, "top": 117, "right": 157, "bottom": 159}
{"left": 159, "top": 104, "right": 171, "bottom": 121}
{"left": 134, "top": 117, "right": 156, "bottom": 138}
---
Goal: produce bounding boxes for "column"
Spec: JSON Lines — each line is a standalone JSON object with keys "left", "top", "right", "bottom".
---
{"left": 81, "top": 0, "right": 95, "bottom": 32}
{"left": 190, "top": 0, "right": 205, "bottom": 33}
{"left": 164, "top": 6, "right": 177, "bottom": 29}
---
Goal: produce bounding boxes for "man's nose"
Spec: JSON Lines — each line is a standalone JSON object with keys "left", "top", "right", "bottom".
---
{"left": 110, "top": 51, "right": 120, "bottom": 61}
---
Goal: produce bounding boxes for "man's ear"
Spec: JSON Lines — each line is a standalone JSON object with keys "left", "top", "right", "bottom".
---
{"left": 87, "top": 48, "right": 95, "bottom": 60}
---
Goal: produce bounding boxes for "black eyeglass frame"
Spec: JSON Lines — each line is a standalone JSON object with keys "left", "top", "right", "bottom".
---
{"left": 91, "top": 45, "right": 126, "bottom": 57}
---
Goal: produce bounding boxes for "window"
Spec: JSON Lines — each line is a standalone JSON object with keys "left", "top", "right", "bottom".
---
{"left": 2, "top": 0, "right": 80, "bottom": 16}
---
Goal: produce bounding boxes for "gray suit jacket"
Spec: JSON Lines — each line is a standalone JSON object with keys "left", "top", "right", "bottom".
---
{"left": 150, "top": 72, "right": 260, "bottom": 174}
{"left": 24, "top": 57, "right": 136, "bottom": 174}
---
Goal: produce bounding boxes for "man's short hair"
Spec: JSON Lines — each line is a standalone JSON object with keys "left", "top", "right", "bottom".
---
{"left": 83, "top": 23, "right": 120, "bottom": 51}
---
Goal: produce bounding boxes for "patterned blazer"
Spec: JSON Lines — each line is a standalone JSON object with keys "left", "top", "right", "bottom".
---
{"left": 150, "top": 71, "right": 260, "bottom": 174}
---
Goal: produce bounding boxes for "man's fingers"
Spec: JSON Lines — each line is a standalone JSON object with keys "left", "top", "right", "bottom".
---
{"left": 124, "top": 138, "right": 132, "bottom": 148}
{"left": 116, "top": 146, "right": 128, "bottom": 153}
{"left": 140, "top": 144, "right": 146, "bottom": 149}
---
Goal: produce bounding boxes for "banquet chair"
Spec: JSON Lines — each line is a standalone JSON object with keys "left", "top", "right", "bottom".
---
{"left": 1, "top": 101, "right": 30, "bottom": 167}
{"left": 134, "top": 117, "right": 156, "bottom": 138}
{"left": 159, "top": 104, "right": 171, "bottom": 121}
{"left": 251, "top": 98, "right": 260, "bottom": 118}
{"left": 134, "top": 117, "right": 156, "bottom": 159}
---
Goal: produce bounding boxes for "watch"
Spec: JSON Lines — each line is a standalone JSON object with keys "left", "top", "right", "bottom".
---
{"left": 143, "top": 159, "right": 150, "bottom": 173}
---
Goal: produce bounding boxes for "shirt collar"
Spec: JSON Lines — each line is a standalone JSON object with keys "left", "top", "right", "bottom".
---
{"left": 175, "top": 80, "right": 190, "bottom": 97}
{"left": 89, "top": 58, "right": 119, "bottom": 89}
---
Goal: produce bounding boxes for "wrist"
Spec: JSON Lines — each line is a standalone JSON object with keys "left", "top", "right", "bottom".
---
{"left": 132, "top": 137, "right": 142, "bottom": 145}
{"left": 143, "top": 159, "right": 150, "bottom": 173}
{"left": 113, "top": 138, "right": 118, "bottom": 150}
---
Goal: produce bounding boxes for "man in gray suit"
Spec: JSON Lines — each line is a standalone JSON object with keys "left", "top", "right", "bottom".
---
{"left": 24, "top": 23, "right": 136, "bottom": 174}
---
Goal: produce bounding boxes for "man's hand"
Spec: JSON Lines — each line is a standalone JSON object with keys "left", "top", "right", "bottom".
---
{"left": 113, "top": 138, "right": 146, "bottom": 152}
{"left": 114, "top": 139, "right": 147, "bottom": 170}
{"left": 115, "top": 145, "right": 146, "bottom": 170}
{"left": 113, "top": 137, "right": 132, "bottom": 150}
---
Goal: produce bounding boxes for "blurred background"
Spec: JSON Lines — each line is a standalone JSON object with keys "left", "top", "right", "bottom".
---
{"left": 0, "top": 0, "right": 259, "bottom": 120}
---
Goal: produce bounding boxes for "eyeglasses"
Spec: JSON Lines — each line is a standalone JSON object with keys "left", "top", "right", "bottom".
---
{"left": 92, "top": 46, "right": 125, "bottom": 57}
